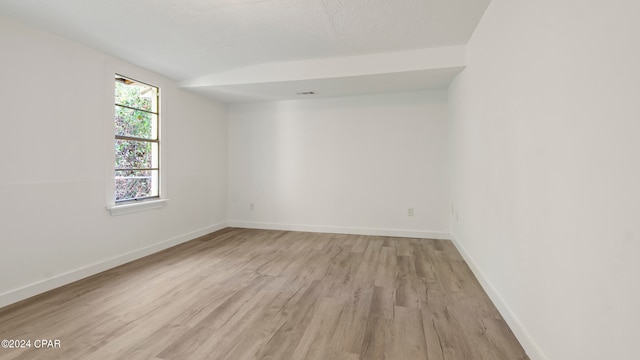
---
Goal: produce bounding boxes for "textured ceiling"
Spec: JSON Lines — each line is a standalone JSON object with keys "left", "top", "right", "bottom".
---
{"left": 0, "top": 0, "right": 491, "bottom": 101}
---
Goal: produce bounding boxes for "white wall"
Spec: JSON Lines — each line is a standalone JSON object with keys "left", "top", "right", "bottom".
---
{"left": 228, "top": 91, "right": 450, "bottom": 238}
{"left": 0, "top": 17, "right": 228, "bottom": 307}
{"left": 448, "top": 1, "right": 640, "bottom": 359}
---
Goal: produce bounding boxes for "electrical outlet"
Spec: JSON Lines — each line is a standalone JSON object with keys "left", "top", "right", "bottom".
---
{"left": 408, "top": 208, "right": 414, "bottom": 216}
{"left": 250, "top": 203, "right": 255, "bottom": 211}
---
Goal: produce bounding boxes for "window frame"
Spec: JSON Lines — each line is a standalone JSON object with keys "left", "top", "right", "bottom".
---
{"left": 113, "top": 74, "right": 161, "bottom": 205}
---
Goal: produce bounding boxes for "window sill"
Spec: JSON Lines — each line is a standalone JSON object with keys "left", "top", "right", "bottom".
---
{"left": 106, "top": 198, "right": 169, "bottom": 216}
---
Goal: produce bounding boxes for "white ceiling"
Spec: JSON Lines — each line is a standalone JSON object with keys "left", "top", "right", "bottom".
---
{"left": 0, "top": 0, "right": 491, "bottom": 102}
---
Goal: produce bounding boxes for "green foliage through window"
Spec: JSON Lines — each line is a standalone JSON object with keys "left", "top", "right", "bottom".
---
{"left": 114, "top": 75, "right": 159, "bottom": 202}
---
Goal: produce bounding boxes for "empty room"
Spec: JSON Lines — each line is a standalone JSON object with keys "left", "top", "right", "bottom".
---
{"left": 0, "top": 1, "right": 638, "bottom": 359}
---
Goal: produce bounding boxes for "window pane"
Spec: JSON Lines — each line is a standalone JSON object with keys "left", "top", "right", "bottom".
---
{"left": 115, "top": 79, "right": 157, "bottom": 113}
{"left": 115, "top": 170, "right": 158, "bottom": 201}
{"left": 114, "top": 75, "right": 160, "bottom": 204}
{"left": 115, "top": 139, "right": 157, "bottom": 169}
{"left": 115, "top": 106, "right": 157, "bottom": 140}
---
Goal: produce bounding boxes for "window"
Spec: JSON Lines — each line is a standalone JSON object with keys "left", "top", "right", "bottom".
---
{"left": 114, "top": 75, "right": 160, "bottom": 203}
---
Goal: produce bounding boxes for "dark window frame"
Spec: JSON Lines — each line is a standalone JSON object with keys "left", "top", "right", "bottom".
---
{"left": 114, "top": 74, "right": 160, "bottom": 203}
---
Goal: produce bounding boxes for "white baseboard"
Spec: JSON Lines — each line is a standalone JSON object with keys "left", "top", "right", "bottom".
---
{"left": 227, "top": 220, "right": 451, "bottom": 240}
{"left": 450, "top": 233, "right": 547, "bottom": 360}
{"left": 0, "top": 222, "right": 227, "bottom": 309}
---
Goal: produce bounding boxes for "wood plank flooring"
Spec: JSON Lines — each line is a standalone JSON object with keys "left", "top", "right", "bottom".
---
{"left": 0, "top": 228, "right": 529, "bottom": 360}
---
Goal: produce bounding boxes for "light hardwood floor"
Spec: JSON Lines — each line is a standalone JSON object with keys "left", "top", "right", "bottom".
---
{"left": 0, "top": 228, "right": 529, "bottom": 360}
